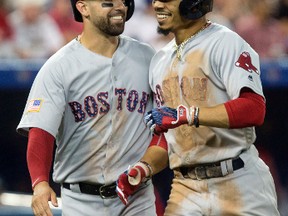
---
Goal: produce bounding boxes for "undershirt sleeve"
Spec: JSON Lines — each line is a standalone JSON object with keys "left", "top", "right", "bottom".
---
{"left": 224, "top": 88, "right": 266, "bottom": 129}
{"left": 149, "top": 133, "right": 168, "bottom": 151}
{"left": 27, "top": 127, "right": 55, "bottom": 189}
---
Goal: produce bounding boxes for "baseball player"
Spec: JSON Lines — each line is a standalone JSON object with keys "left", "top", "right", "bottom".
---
{"left": 16, "top": 0, "right": 157, "bottom": 215}
{"left": 116, "top": 0, "right": 281, "bottom": 215}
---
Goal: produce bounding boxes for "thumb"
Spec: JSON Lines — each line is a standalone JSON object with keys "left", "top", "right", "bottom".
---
{"left": 128, "top": 167, "right": 140, "bottom": 178}
{"left": 128, "top": 167, "right": 142, "bottom": 186}
{"left": 128, "top": 166, "right": 147, "bottom": 186}
{"left": 50, "top": 192, "right": 58, "bottom": 207}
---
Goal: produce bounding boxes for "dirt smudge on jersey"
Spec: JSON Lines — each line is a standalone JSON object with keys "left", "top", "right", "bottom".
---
{"left": 215, "top": 179, "right": 243, "bottom": 215}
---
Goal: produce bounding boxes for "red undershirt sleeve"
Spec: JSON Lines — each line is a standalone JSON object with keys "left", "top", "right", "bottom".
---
{"left": 27, "top": 127, "right": 55, "bottom": 189}
{"left": 149, "top": 133, "right": 168, "bottom": 151}
{"left": 224, "top": 88, "right": 266, "bottom": 129}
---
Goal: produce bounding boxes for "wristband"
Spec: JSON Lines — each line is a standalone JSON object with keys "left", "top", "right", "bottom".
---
{"left": 188, "top": 106, "right": 200, "bottom": 127}
{"left": 194, "top": 107, "right": 200, "bottom": 128}
{"left": 188, "top": 106, "right": 194, "bottom": 126}
{"left": 139, "top": 161, "right": 153, "bottom": 178}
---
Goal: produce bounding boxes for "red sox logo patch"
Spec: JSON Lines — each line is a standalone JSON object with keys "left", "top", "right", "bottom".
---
{"left": 235, "top": 51, "right": 259, "bottom": 75}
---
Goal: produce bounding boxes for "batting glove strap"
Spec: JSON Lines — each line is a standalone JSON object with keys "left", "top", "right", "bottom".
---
{"left": 138, "top": 161, "right": 153, "bottom": 179}
{"left": 144, "top": 105, "right": 200, "bottom": 134}
{"left": 171, "top": 105, "right": 191, "bottom": 125}
{"left": 168, "top": 105, "right": 200, "bottom": 127}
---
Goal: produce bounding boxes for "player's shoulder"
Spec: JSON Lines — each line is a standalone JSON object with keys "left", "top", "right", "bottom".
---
{"left": 43, "top": 39, "right": 80, "bottom": 66}
{"left": 205, "top": 22, "right": 256, "bottom": 55}
{"left": 120, "top": 35, "right": 151, "bottom": 47}
{"left": 36, "top": 39, "right": 80, "bottom": 77}
{"left": 51, "top": 39, "right": 79, "bottom": 58}
{"left": 209, "top": 22, "right": 244, "bottom": 43}
{"left": 151, "top": 38, "right": 175, "bottom": 61}
{"left": 158, "top": 38, "right": 175, "bottom": 52}
{"left": 120, "top": 35, "right": 156, "bottom": 55}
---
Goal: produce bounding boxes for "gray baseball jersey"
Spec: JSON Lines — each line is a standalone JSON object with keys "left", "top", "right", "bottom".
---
{"left": 149, "top": 22, "right": 279, "bottom": 216}
{"left": 149, "top": 22, "right": 264, "bottom": 169}
{"left": 17, "top": 35, "right": 155, "bottom": 185}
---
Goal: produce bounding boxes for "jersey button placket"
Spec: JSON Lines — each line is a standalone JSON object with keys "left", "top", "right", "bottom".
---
{"left": 108, "top": 61, "right": 117, "bottom": 153}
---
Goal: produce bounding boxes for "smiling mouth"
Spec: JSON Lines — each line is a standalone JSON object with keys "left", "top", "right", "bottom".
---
{"left": 111, "top": 15, "right": 124, "bottom": 21}
{"left": 156, "top": 13, "right": 170, "bottom": 22}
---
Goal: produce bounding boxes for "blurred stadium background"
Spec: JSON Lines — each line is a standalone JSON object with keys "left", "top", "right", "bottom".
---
{"left": 0, "top": 0, "right": 288, "bottom": 215}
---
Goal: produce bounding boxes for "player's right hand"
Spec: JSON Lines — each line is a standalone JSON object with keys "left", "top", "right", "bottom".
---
{"left": 31, "top": 181, "right": 58, "bottom": 216}
{"left": 116, "top": 163, "right": 150, "bottom": 205}
{"left": 144, "top": 105, "right": 193, "bottom": 134}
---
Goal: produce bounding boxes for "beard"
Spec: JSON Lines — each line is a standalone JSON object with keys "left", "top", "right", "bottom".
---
{"left": 94, "top": 16, "right": 125, "bottom": 36}
{"left": 157, "top": 26, "right": 171, "bottom": 36}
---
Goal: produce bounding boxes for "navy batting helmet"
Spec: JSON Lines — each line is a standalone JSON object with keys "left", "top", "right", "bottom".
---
{"left": 179, "top": 0, "right": 213, "bottom": 20}
{"left": 70, "top": 0, "right": 135, "bottom": 22}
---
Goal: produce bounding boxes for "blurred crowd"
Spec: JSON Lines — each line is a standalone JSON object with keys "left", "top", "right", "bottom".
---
{"left": 0, "top": 0, "right": 82, "bottom": 59}
{"left": 0, "top": 0, "right": 288, "bottom": 58}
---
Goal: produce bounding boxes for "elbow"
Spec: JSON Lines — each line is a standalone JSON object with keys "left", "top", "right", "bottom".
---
{"left": 225, "top": 94, "right": 266, "bottom": 129}
{"left": 254, "top": 106, "right": 266, "bottom": 127}
{"left": 245, "top": 102, "right": 266, "bottom": 127}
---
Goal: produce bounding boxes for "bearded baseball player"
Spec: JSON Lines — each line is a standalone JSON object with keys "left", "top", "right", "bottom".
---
{"left": 116, "top": 0, "right": 280, "bottom": 215}
{"left": 16, "top": 0, "right": 157, "bottom": 215}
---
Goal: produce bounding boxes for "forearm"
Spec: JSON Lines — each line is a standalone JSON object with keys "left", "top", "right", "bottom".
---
{"left": 116, "top": 144, "right": 169, "bottom": 205}
{"left": 198, "top": 104, "right": 229, "bottom": 128}
{"left": 28, "top": 128, "right": 55, "bottom": 188}
{"left": 197, "top": 90, "right": 265, "bottom": 129}
{"left": 141, "top": 146, "right": 169, "bottom": 175}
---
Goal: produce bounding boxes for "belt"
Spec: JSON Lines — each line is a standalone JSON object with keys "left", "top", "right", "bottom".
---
{"left": 62, "top": 182, "right": 117, "bottom": 199}
{"left": 178, "top": 157, "right": 244, "bottom": 180}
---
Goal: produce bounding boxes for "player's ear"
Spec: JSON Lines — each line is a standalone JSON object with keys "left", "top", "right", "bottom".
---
{"left": 76, "top": 0, "right": 90, "bottom": 20}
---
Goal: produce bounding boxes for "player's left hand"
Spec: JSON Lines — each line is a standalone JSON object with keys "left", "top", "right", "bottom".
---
{"left": 32, "top": 181, "right": 58, "bottom": 216}
{"left": 144, "top": 104, "right": 194, "bottom": 134}
{"left": 116, "top": 170, "right": 139, "bottom": 205}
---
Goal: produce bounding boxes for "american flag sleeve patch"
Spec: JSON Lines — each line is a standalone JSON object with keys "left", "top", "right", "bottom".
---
{"left": 27, "top": 99, "right": 43, "bottom": 112}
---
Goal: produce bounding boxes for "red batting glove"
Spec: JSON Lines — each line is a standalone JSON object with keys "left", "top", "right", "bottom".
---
{"left": 144, "top": 105, "right": 197, "bottom": 134}
{"left": 116, "top": 171, "right": 139, "bottom": 205}
{"left": 116, "top": 162, "right": 152, "bottom": 205}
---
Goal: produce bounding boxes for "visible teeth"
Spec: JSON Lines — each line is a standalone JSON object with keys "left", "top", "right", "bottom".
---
{"left": 112, "top": 16, "right": 122, "bottom": 20}
{"left": 157, "top": 14, "right": 168, "bottom": 19}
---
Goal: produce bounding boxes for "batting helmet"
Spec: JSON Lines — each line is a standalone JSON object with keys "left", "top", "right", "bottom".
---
{"left": 179, "top": 0, "right": 213, "bottom": 20}
{"left": 70, "top": 0, "right": 135, "bottom": 22}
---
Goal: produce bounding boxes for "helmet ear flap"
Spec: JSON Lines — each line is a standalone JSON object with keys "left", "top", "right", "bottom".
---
{"left": 179, "top": 0, "right": 213, "bottom": 20}
{"left": 70, "top": 0, "right": 135, "bottom": 22}
{"left": 125, "top": 0, "right": 135, "bottom": 21}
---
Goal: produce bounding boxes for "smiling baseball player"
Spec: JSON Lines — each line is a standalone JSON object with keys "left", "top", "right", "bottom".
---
{"left": 16, "top": 0, "right": 157, "bottom": 215}
{"left": 116, "top": 0, "right": 280, "bottom": 215}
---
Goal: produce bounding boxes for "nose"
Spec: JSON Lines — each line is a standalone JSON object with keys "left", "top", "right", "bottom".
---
{"left": 152, "top": 0, "right": 164, "bottom": 9}
{"left": 112, "top": 0, "right": 126, "bottom": 8}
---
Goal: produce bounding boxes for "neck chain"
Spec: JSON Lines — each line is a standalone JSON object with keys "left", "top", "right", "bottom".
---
{"left": 77, "top": 35, "right": 82, "bottom": 44}
{"left": 175, "top": 20, "right": 211, "bottom": 61}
